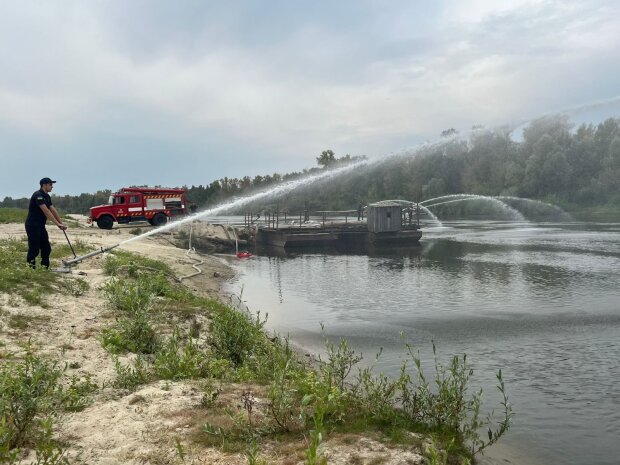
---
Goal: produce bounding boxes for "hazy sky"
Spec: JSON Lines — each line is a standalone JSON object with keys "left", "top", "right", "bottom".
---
{"left": 1, "top": 0, "right": 619, "bottom": 197}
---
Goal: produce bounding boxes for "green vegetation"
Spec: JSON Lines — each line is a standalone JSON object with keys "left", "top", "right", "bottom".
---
{"left": 0, "top": 239, "right": 91, "bottom": 306}
{"left": 97, "top": 251, "right": 512, "bottom": 463}
{"left": 0, "top": 208, "right": 27, "bottom": 224}
{"left": 0, "top": 347, "right": 97, "bottom": 463}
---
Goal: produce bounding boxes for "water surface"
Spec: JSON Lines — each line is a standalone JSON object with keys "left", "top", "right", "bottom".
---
{"left": 224, "top": 221, "right": 620, "bottom": 465}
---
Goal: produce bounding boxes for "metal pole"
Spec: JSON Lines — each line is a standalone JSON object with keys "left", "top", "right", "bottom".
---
{"left": 63, "top": 244, "right": 120, "bottom": 266}
{"left": 63, "top": 230, "right": 77, "bottom": 258}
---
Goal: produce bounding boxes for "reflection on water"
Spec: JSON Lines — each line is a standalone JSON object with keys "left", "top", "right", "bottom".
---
{"left": 224, "top": 221, "right": 620, "bottom": 465}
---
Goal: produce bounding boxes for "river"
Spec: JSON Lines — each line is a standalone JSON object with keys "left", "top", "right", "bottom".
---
{"left": 223, "top": 221, "right": 620, "bottom": 465}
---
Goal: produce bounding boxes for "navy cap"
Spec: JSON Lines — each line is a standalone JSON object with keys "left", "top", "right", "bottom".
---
{"left": 39, "top": 177, "right": 56, "bottom": 185}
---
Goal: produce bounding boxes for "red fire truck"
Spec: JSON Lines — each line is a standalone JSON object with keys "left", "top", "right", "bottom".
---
{"left": 88, "top": 187, "right": 188, "bottom": 229}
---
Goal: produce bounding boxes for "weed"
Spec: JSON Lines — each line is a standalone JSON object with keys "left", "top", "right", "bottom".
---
{"left": 199, "top": 379, "right": 221, "bottom": 408}
{"left": 103, "top": 250, "right": 172, "bottom": 277}
{"left": 8, "top": 313, "right": 32, "bottom": 330}
{"left": 301, "top": 394, "right": 328, "bottom": 465}
{"left": 320, "top": 328, "right": 362, "bottom": 391}
{"left": 424, "top": 438, "right": 449, "bottom": 465}
{"left": 101, "top": 277, "right": 155, "bottom": 314}
{"left": 58, "top": 278, "right": 89, "bottom": 297}
{"left": 354, "top": 364, "right": 402, "bottom": 426}
{"left": 397, "top": 342, "right": 513, "bottom": 458}
{"left": 21, "top": 288, "right": 45, "bottom": 307}
{"left": 60, "top": 373, "right": 98, "bottom": 412}
{"left": 268, "top": 338, "right": 304, "bottom": 432}
{"left": 208, "top": 305, "right": 268, "bottom": 368}
{"left": 112, "top": 356, "right": 151, "bottom": 391}
{"left": 29, "top": 418, "right": 71, "bottom": 465}
{"left": 0, "top": 348, "right": 63, "bottom": 448}
{"left": 154, "top": 329, "right": 209, "bottom": 380}
{"left": 245, "top": 436, "right": 269, "bottom": 465}
{"left": 101, "top": 309, "right": 159, "bottom": 354}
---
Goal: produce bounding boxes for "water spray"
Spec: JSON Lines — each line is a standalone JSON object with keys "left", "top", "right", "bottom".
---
{"left": 59, "top": 161, "right": 367, "bottom": 267}
{"left": 58, "top": 95, "right": 612, "bottom": 268}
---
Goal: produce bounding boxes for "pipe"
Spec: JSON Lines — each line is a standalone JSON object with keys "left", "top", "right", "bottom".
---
{"left": 62, "top": 244, "right": 120, "bottom": 266}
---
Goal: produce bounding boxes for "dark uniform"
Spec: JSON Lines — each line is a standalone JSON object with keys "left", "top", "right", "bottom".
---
{"left": 25, "top": 189, "right": 53, "bottom": 268}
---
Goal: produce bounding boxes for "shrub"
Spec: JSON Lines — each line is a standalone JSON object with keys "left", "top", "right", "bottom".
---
{"left": 154, "top": 329, "right": 210, "bottom": 380}
{"left": 0, "top": 350, "right": 63, "bottom": 449}
{"left": 101, "top": 277, "right": 154, "bottom": 314}
{"left": 112, "top": 356, "right": 151, "bottom": 391}
{"left": 101, "top": 309, "right": 159, "bottom": 354}
{"left": 208, "top": 305, "right": 268, "bottom": 368}
{"left": 60, "top": 374, "right": 98, "bottom": 412}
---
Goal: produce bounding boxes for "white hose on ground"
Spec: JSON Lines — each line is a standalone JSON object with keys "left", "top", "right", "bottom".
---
{"left": 179, "top": 222, "right": 204, "bottom": 280}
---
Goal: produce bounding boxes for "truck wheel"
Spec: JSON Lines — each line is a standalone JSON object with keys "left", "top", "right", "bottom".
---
{"left": 147, "top": 219, "right": 154, "bottom": 225}
{"left": 152, "top": 213, "right": 167, "bottom": 227}
{"left": 97, "top": 215, "right": 114, "bottom": 230}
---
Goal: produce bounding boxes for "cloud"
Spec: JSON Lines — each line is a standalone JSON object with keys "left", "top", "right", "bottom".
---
{"left": 0, "top": 0, "right": 619, "bottom": 197}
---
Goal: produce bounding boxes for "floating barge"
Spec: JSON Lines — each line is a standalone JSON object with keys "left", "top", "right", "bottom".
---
{"left": 253, "top": 201, "right": 422, "bottom": 248}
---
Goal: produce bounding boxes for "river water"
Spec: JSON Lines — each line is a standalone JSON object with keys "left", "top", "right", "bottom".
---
{"left": 223, "top": 221, "right": 620, "bottom": 465}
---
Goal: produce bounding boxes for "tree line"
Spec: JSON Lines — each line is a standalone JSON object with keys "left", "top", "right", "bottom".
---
{"left": 1, "top": 117, "right": 618, "bottom": 215}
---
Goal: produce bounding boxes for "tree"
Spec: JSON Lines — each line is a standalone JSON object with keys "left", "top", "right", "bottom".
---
{"left": 441, "top": 128, "right": 458, "bottom": 138}
{"left": 316, "top": 150, "right": 336, "bottom": 167}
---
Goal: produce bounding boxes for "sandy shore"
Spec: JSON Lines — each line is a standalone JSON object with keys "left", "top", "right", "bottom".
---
{"left": 0, "top": 218, "right": 238, "bottom": 463}
{"left": 1, "top": 218, "right": 428, "bottom": 465}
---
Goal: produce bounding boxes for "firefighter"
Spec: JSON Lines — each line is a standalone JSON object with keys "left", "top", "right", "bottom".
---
{"left": 25, "top": 177, "right": 67, "bottom": 269}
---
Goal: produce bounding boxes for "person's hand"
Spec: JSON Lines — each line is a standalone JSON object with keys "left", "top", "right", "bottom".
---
{"left": 58, "top": 223, "right": 67, "bottom": 231}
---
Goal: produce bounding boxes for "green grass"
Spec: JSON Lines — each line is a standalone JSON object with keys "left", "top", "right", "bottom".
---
{"left": 0, "top": 238, "right": 92, "bottom": 306}
{"left": 0, "top": 207, "right": 81, "bottom": 226}
{"left": 103, "top": 250, "right": 174, "bottom": 277}
{"left": 0, "top": 208, "right": 27, "bottom": 224}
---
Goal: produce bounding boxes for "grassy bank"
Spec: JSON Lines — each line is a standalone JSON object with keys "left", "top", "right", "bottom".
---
{"left": 1, "top": 242, "right": 513, "bottom": 464}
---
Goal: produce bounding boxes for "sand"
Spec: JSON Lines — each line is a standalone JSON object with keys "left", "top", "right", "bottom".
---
{"left": 0, "top": 218, "right": 424, "bottom": 465}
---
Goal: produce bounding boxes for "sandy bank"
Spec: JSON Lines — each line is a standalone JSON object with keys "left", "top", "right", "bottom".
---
{"left": 1, "top": 218, "right": 428, "bottom": 465}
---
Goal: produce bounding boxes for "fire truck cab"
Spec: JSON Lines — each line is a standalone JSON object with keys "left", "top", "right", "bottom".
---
{"left": 89, "top": 187, "right": 188, "bottom": 230}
